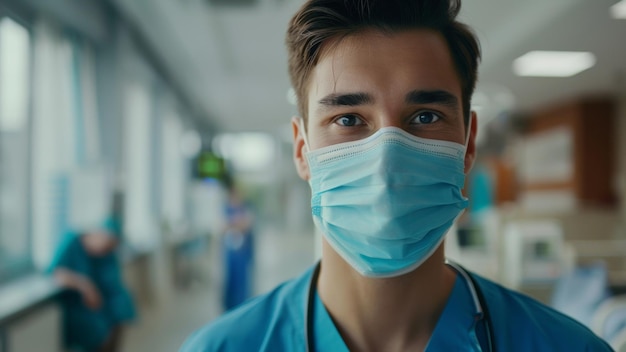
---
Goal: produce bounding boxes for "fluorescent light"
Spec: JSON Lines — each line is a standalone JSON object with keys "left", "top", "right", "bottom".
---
{"left": 611, "top": 0, "right": 626, "bottom": 19}
{"left": 513, "top": 51, "right": 596, "bottom": 77}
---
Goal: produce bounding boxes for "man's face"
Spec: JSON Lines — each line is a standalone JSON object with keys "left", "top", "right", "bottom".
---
{"left": 292, "top": 29, "right": 476, "bottom": 180}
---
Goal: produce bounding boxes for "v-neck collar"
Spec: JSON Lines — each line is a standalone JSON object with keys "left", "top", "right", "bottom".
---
{"left": 311, "top": 274, "right": 483, "bottom": 351}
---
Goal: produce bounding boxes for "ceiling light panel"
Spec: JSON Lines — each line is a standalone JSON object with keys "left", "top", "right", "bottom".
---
{"left": 513, "top": 51, "right": 596, "bottom": 77}
{"left": 611, "top": 0, "right": 626, "bottom": 19}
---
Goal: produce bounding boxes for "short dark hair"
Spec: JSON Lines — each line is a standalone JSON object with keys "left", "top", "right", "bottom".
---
{"left": 286, "top": 0, "right": 481, "bottom": 126}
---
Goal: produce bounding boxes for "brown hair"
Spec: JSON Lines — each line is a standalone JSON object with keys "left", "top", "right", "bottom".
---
{"left": 286, "top": 0, "right": 481, "bottom": 125}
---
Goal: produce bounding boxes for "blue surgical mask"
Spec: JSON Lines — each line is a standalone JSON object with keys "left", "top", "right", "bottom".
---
{"left": 302, "top": 123, "right": 469, "bottom": 278}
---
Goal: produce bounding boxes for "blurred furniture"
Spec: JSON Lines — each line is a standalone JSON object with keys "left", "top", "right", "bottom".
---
{"left": 495, "top": 207, "right": 622, "bottom": 303}
{"left": 502, "top": 220, "right": 565, "bottom": 289}
{"left": 611, "top": 327, "right": 626, "bottom": 352}
{"left": 591, "top": 295, "right": 626, "bottom": 342}
{"left": 0, "top": 275, "right": 62, "bottom": 352}
{"left": 550, "top": 262, "right": 610, "bottom": 328}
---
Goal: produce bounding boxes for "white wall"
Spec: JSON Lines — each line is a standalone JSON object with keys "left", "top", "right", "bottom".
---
{"left": 617, "top": 93, "right": 626, "bottom": 228}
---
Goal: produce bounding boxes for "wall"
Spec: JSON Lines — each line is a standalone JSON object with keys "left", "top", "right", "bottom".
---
{"left": 618, "top": 93, "right": 626, "bottom": 230}
{"left": 5, "top": 305, "right": 61, "bottom": 352}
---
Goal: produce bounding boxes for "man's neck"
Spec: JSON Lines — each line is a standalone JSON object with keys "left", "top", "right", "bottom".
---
{"left": 317, "top": 240, "right": 456, "bottom": 352}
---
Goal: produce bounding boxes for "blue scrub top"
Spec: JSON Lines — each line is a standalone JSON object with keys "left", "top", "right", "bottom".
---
{"left": 311, "top": 290, "right": 346, "bottom": 351}
{"left": 180, "top": 264, "right": 612, "bottom": 352}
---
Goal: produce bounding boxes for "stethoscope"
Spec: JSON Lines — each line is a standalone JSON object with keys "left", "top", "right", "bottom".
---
{"left": 304, "top": 261, "right": 495, "bottom": 351}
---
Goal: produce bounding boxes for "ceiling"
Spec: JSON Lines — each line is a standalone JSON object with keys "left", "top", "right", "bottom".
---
{"left": 114, "top": 0, "right": 626, "bottom": 140}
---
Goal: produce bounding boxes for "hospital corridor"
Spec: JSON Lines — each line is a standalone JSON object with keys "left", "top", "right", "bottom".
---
{"left": 1, "top": 0, "right": 626, "bottom": 351}
{"left": 121, "top": 228, "right": 315, "bottom": 352}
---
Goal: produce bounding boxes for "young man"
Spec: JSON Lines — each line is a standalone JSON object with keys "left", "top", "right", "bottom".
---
{"left": 181, "top": 0, "right": 612, "bottom": 350}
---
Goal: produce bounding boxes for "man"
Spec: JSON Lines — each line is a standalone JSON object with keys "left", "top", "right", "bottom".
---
{"left": 181, "top": 0, "right": 612, "bottom": 350}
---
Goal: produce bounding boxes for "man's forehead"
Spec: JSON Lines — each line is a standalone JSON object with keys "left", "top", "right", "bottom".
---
{"left": 307, "top": 29, "right": 461, "bottom": 102}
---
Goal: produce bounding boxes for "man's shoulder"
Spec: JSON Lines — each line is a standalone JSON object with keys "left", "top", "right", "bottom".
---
{"left": 471, "top": 273, "right": 612, "bottom": 351}
{"left": 179, "top": 266, "right": 315, "bottom": 352}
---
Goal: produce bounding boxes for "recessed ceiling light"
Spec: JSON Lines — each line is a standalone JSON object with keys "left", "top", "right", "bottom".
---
{"left": 611, "top": 0, "right": 626, "bottom": 19}
{"left": 513, "top": 51, "right": 596, "bottom": 77}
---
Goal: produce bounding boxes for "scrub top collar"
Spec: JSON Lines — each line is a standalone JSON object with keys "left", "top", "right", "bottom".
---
{"left": 313, "top": 291, "right": 349, "bottom": 352}
{"left": 425, "top": 273, "right": 484, "bottom": 351}
{"left": 311, "top": 271, "right": 484, "bottom": 352}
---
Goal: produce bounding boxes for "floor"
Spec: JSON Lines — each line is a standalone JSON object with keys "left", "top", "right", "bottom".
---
{"left": 122, "top": 227, "right": 316, "bottom": 352}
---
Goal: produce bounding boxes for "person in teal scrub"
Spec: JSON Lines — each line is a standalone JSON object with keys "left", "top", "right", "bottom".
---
{"left": 49, "top": 216, "right": 135, "bottom": 352}
{"left": 181, "top": 0, "right": 612, "bottom": 350}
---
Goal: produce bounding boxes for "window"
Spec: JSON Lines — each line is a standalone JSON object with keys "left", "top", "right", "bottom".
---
{"left": 123, "top": 80, "right": 158, "bottom": 251}
{"left": 0, "top": 16, "right": 33, "bottom": 283}
{"left": 30, "top": 21, "right": 104, "bottom": 270}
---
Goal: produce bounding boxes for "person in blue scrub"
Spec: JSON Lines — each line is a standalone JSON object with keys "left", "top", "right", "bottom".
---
{"left": 49, "top": 217, "right": 136, "bottom": 352}
{"left": 222, "top": 175, "right": 255, "bottom": 311}
{"left": 181, "top": 0, "right": 613, "bottom": 350}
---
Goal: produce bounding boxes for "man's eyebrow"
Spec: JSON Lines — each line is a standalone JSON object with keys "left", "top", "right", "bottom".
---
{"left": 318, "top": 92, "right": 373, "bottom": 107}
{"left": 405, "top": 90, "right": 460, "bottom": 111}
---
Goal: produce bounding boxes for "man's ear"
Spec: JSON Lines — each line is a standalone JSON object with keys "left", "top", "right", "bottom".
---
{"left": 464, "top": 111, "right": 478, "bottom": 174}
{"left": 291, "top": 116, "right": 310, "bottom": 181}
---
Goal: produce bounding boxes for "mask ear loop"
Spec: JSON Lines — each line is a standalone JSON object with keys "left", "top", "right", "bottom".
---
{"left": 464, "top": 114, "right": 472, "bottom": 149}
{"left": 299, "top": 117, "right": 311, "bottom": 153}
{"left": 458, "top": 114, "right": 473, "bottom": 210}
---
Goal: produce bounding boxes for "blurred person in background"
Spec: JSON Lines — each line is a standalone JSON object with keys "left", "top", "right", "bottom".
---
{"left": 221, "top": 174, "right": 255, "bottom": 311}
{"left": 48, "top": 216, "right": 135, "bottom": 352}
{"left": 181, "top": 0, "right": 612, "bottom": 350}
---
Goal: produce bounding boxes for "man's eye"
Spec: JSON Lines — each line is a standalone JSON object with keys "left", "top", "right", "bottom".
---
{"left": 334, "top": 114, "right": 363, "bottom": 127}
{"left": 412, "top": 111, "right": 441, "bottom": 124}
